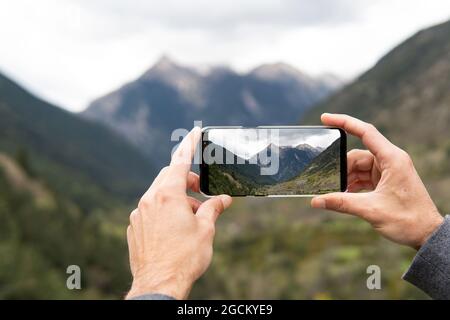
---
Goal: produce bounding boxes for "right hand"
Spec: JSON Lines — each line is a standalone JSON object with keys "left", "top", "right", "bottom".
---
{"left": 311, "top": 113, "right": 443, "bottom": 250}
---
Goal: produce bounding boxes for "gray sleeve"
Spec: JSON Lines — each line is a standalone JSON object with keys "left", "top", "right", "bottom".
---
{"left": 402, "top": 215, "right": 450, "bottom": 300}
{"left": 129, "top": 293, "right": 176, "bottom": 300}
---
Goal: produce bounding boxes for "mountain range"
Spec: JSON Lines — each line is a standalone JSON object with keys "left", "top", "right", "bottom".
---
{"left": 205, "top": 140, "right": 330, "bottom": 195}
{"left": 206, "top": 142, "right": 322, "bottom": 183}
{"left": 248, "top": 143, "right": 323, "bottom": 182}
{"left": 82, "top": 57, "right": 342, "bottom": 169}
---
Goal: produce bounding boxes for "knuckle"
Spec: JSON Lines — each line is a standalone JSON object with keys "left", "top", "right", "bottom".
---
{"left": 203, "top": 222, "right": 216, "bottom": 237}
{"left": 367, "top": 123, "right": 376, "bottom": 131}
{"left": 336, "top": 199, "right": 346, "bottom": 212}
{"left": 394, "top": 148, "right": 413, "bottom": 167}
{"left": 364, "top": 122, "right": 377, "bottom": 135}
{"left": 160, "top": 166, "right": 169, "bottom": 174}
{"left": 138, "top": 195, "right": 151, "bottom": 211}
{"left": 401, "top": 149, "right": 413, "bottom": 164}
{"left": 153, "top": 188, "right": 171, "bottom": 204}
{"left": 215, "top": 198, "right": 225, "bottom": 214}
{"left": 129, "top": 209, "right": 139, "bottom": 225}
{"left": 334, "top": 196, "right": 347, "bottom": 212}
{"left": 348, "top": 148, "right": 363, "bottom": 154}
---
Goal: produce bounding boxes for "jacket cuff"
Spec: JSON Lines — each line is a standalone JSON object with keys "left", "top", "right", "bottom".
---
{"left": 129, "top": 293, "right": 176, "bottom": 300}
{"left": 403, "top": 215, "right": 450, "bottom": 299}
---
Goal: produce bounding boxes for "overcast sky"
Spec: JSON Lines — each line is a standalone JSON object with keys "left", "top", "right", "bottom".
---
{"left": 0, "top": 0, "right": 449, "bottom": 112}
{"left": 207, "top": 128, "right": 340, "bottom": 159}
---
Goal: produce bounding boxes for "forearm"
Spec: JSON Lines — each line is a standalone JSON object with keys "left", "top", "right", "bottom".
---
{"left": 403, "top": 215, "right": 450, "bottom": 299}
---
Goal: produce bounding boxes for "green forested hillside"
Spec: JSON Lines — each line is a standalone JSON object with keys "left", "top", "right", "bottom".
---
{"left": 0, "top": 72, "right": 152, "bottom": 298}
{"left": 305, "top": 20, "right": 450, "bottom": 145}
{"left": 0, "top": 72, "right": 155, "bottom": 207}
{"left": 0, "top": 154, "right": 131, "bottom": 299}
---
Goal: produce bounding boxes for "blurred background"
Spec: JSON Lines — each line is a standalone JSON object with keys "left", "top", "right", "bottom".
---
{"left": 0, "top": 0, "right": 449, "bottom": 299}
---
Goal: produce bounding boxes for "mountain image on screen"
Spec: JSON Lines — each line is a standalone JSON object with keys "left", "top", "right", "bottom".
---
{"left": 206, "top": 138, "right": 340, "bottom": 195}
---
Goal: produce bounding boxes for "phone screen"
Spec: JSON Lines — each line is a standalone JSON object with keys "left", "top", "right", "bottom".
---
{"left": 200, "top": 127, "right": 347, "bottom": 196}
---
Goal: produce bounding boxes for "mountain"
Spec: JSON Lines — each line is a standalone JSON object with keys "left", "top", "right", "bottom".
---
{"left": 0, "top": 71, "right": 155, "bottom": 207}
{"left": 204, "top": 142, "right": 275, "bottom": 188}
{"left": 296, "top": 143, "right": 324, "bottom": 154}
{"left": 302, "top": 19, "right": 450, "bottom": 213}
{"left": 83, "top": 57, "right": 342, "bottom": 169}
{"left": 303, "top": 20, "right": 450, "bottom": 149}
{"left": 265, "top": 138, "right": 341, "bottom": 195}
{"left": 205, "top": 141, "right": 323, "bottom": 195}
{"left": 248, "top": 143, "right": 321, "bottom": 182}
{"left": 299, "top": 139, "right": 340, "bottom": 177}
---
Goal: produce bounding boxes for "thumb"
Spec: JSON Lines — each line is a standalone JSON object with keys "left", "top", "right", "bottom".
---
{"left": 196, "top": 195, "right": 232, "bottom": 223}
{"left": 311, "top": 192, "right": 371, "bottom": 219}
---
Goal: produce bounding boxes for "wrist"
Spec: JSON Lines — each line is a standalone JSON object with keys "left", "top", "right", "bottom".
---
{"left": 126, "top": 270, "right": 193, "bottom": 300}
{"left": 416, "top": 212, "right": 444, "bottom": 250}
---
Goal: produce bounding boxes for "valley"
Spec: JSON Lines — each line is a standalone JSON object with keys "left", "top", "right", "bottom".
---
{"left": 207, "top": 139, "right": 340, "bottom": 196}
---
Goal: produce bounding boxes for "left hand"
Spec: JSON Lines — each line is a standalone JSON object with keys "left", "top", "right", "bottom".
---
{"left": 126, "top": 127, "right": 232, "bottom": 299}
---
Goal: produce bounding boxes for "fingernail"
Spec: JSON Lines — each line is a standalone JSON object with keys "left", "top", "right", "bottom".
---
{"left": 220, "top": 195, "right": 232, "bottom": 208}
{"left": 312, "top": 197, "right": 326, "bottom": 209}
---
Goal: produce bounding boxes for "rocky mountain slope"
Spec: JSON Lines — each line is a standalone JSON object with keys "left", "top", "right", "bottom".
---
{"left": 266, "top": 138, "right": 341, "bottom": 195}
{"left": 83, "top": 57, "right": 342, "bottom": 169}
{"left": 302, "top": 19, "right": 450, "bottom": 212}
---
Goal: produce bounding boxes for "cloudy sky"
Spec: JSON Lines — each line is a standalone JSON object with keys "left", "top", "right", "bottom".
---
{"left": 207, "top": 128, "right": 340, "bottom": 159}
{"left": 0, "top": 0, "right": 449, "bottom": 112}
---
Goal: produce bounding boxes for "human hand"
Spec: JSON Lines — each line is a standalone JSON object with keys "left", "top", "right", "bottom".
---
{"left": 311, "top": 113, "right": 443, "bottom": 249}
{"left": 126, "top": 127, "right": 232, "bottom": 299}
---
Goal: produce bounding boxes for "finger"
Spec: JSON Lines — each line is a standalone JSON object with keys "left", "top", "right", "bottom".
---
{"left": 311, "top": 192, "right": 373, "bottom": 220}
{"left": 127, "top": 225, "right": 138, "bottom": 277}
{"left": 143, "top": 170, "right": 199, "bottom": 200}
{"left": 348, "top": 171, "right": 372, "bottom": 185}
{"left": 164, "top": 127, "right": 202, "bottom": 192}
{"left": 187, "top": 196, "right": 202, "bottom": 213}
{"left": 347, "top": 181, "right": 374, "bottom": 193}
{"left": 187, "top": 172, "right": 200, "bottom": 193}
{"left": 150, "top": 166, "right": 170, "bottom": 187}
{"left": 347, "top": 149, "right": 374, "bottom": 174}
{"left": 321, "top": 113, "right": 395, "bottom": 161}
{"left": 142, "top": 166, "right": 170, "bottom": 198}
{"left": 196, "top": 195, "right": 232, "bottom": 223}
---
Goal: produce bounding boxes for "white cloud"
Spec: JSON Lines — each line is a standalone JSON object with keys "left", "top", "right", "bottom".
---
{"left": 0, "top": 0, "right": 449, "bottom": 112}
{"left": 207, "top": 128, "right": 340, "bottom": 159}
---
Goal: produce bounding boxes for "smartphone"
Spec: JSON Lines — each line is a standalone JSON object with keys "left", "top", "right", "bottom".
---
{"left": 200, "top": 126, "right": 347, "bottom": 197}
